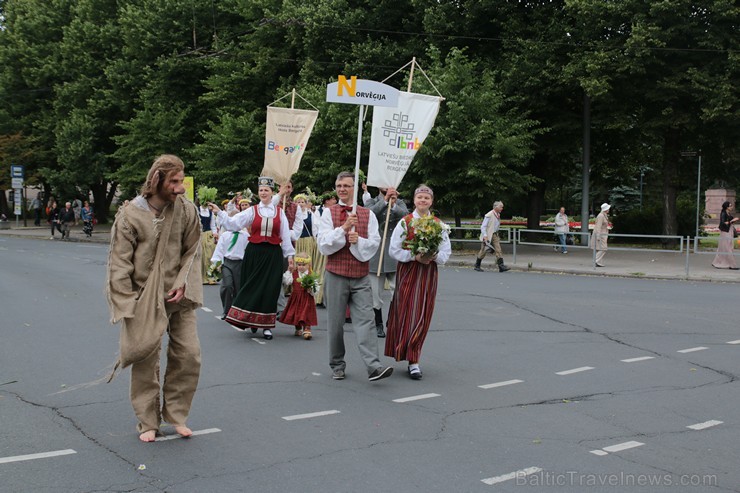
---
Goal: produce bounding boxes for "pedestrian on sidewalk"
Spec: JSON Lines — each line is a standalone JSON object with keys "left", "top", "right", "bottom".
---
{"left": 48, "top": 201, "right": 62, "bottom": 239}
{"left": 712, "top": 201, "right": 739, "bottom": 270}
{"left": 29, "top": 194, "right": 42, "bottom": 226}
{"left": 106, "top": 154, "right": 203, "bottom": 442}
{"left": 554, "top": 207, "right": 569, "bottom": 254}
{"left": 59, "top": 202, "right": 76, "bottom": 240}
{"left": 474, "top": 201, "right": 510, "bottom": 272}
{"left": 590, "top": 203, "right": 610, "bottom": 267}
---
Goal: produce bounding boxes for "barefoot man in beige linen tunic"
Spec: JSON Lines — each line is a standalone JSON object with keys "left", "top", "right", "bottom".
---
{"left": 106, "top": 154, "right": 203, "bottom": 442}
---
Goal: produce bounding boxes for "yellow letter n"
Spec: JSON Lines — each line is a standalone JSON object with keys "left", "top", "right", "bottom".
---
{"left": 337, "top": 75, "right": 357, "bottom": 97}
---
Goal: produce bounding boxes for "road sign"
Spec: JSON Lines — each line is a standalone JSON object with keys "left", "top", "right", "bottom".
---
{"left": 680, "top": 151, "right": 697, "bottom": 157}
{"left": 13, "top": 188, "right": 22, "bottom": 215}
{"left": 11, "top": 178, "right": 23, "bottom": 189}
{"left": 10, "top": 164, "right": 24, "bottom": 179}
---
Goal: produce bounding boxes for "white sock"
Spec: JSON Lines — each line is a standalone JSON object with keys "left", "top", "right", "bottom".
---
{"left": 409, "top": 364, "right": 420, "bottom": 372}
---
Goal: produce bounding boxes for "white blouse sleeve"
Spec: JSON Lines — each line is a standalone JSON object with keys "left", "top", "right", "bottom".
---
{"left": 217, "top": 208, "right": 253, "bottom": 232}
{"left": 317, "top": 210, "right": 347, "bottom": 256}
{"left": 389, "top": 220, "right": 413, "bottom": 263}
{"left": 279, "top": 209, "right": 296, "bottom": 257}
{"left": 435, "top": 224, "right": 452, "bottom": 265}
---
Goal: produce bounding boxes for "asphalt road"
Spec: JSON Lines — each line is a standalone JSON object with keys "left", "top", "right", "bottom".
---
{"left": 1, "top": 236, "right": 738, "bottom": 492}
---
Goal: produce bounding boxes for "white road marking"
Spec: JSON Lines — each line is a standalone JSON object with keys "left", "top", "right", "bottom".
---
{"left": 621, "top": 356, "right": 655, "bottom": 363}
{"left": 602, "top": 441, "right": 644, "bottom": 453}
{"left": 311, "top": 372, "right": 321, "bottom": 376}
{"left": 555, "top": 366, "right": 594, "bottom": 376}
{"left": 392, "top": 393, "right": 440, "bottom": 403}
{"left": 0, "top": 449, "right": 76, "bottom": 465}
{"left": 589, "top": 449, "right": 609, "bottom": 456}
{"left": 155, "top": 428, "right": 222, "bottom": 441}
{"left": 726, "top": 340, "right": 740, "bottom": 345}
{"left": 214, "top": 315, "right": 222, "bottom": 320}
{"left": 251, "top": 338, "right": 266, "bottom": 345}
{"left": 481, "top": 466, "right": 543, "bottom": 485}
{"left": 200, "top": 307, "right": 213, "bottom": 313}
{"left": 677, "top": 347, "right": 707, "bottom": 353}
{"left": 478, "top": 379, "right": 524, "bottom": 389}
{"left": 687, "top": 420, "right": 723, "bottom": 430}
{"left": 282, "top": 410, "right": 340, "bottom": 421}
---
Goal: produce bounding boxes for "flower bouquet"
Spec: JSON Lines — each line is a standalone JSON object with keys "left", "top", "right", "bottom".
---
{"left": 299, "top": 271, "right": 321, "bottom": 295}
{"left": 402, "top": 215, "right": 450, "bottom": 260}
{"left": 206, "top": 260, "right": 222, "bottom": 282}
{"left": 197, "top": 186, "right": 218, "bottom": 204}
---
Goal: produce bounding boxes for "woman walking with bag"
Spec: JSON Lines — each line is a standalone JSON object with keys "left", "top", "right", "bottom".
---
{"left": 712, "top": 201, "right": 739, "bottom": 270}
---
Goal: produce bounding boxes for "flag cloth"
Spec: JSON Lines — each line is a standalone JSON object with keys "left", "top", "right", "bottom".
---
{"left": 367, "top": 92, "right": 440, "bottom": 189}
{"left": 262, "top": 107, "right": 319, "bottom": 184}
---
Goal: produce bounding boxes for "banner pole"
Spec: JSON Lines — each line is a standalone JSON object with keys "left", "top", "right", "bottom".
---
{"left": 291, "top": 89, "right": 295, "bottom": 109}
{"left": 352, "top": 105, "right": 364, "bottom": 220}
{"left": 377, "top": 197, "right": 394, "bottom": 276}
{"left": 407, "top": 57, "right": 416, "bottom": 92}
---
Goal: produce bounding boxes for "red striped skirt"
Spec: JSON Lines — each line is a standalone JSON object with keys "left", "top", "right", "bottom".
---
{"left": 384, "top": 260, "right": 438, "bottom": 363}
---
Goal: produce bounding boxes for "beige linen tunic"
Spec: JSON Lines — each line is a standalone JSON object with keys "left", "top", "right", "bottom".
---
{"left": 106, "top": 195, "right": 203, "bottom": 374}
{"left": 589, "top": 211, "right": 609, "bottom": 251}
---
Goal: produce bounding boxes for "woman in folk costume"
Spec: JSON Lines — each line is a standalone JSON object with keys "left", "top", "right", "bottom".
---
{"left": 208, "top": 177, "right": 295, "bottom": 340}
{"left": 198, "top": 198, "right": 219, "bottom": 284}
{"left": 385, "top": 185, "right": 451, "bottom": 380}
{"left": 279, "top": 252, "right": 319, "bottom": 340}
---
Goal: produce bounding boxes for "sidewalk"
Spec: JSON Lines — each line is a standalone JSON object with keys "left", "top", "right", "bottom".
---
{"left": 1, "top": 223, "right": 738, "bottom": 283}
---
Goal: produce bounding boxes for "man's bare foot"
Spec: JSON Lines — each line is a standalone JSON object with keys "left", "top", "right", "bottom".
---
{"left": 139, "top": 430, "right": 156, "bottom": 442}
{"left": 174, "top": 425, "right": 193, "bottom": 438}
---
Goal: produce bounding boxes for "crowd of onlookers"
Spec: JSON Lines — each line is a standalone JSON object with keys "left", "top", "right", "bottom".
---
{"left": 29, "top": 195, "right": 95, "bottom": 240}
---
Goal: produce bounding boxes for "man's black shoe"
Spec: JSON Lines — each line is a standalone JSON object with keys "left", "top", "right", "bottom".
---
{"left": 368, "top": 367, "right": 393, "bottom": 381}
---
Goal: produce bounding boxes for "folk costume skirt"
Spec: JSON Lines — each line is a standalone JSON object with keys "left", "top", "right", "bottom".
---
{"left": 279, "top": 283, "right": 318, "bottom": 327}
{"left": 225, "top": 242, "right": 283, "bottom": 329}
{"left": 384, "top": 260, "right": 438, "bottom": 363}
{"left": 201, "top": 231, "right": 218, "bottom": 284}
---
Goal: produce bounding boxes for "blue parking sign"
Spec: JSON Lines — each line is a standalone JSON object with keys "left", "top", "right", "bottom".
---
{"left": 11, "top": 164, "right": 24, "bottom": 179}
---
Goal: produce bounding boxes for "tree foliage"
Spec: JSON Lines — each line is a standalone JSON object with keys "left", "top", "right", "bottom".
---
{"left": 0, "top": 0, "right": 736, "bottom": 234}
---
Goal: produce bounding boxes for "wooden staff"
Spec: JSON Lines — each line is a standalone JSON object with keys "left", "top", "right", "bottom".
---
{"left": 377, "top": 195, "right": 395, "bottom": 276}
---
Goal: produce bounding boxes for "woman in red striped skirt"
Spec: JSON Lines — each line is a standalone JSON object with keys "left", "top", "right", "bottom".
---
{"left": 384, "top": 185, "right": 451, "bottom": 380}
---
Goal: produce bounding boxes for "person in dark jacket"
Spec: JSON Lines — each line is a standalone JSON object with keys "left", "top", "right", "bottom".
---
{"left": 712, "top": 201, "right": 739, "bottom": 269}
{"left": 59, "top": 202, "right": 76, "bottom": 240}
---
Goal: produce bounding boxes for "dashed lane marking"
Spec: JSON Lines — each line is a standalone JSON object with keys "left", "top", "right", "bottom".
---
{"left": 251, "top": 338, "right": 267, "bottom": 345}
{"left": 596, "top": 441, "right": 644, "bottom": 454}
{"left": 687, "top": 420, "right": 723, "bottom": 430}
{"left": 282, "top": 410, "right": 340, "bottom": 421}
{"left": 478, "top": 379, "right": 524, "bottom": 389}
{"left": 392, "top": 393, "right": 440, "bottom": 403}
{"left": 621, "top": 356, "right": 655, "bottom": 363}
{"left": 0, "top": 449, "right": 76, "bottom": 465}
{"left": 677, "top": 347, "right": 707, "bottom": 353}
{"left": 200, "top": 307, "right": 213, "bottom": 313}
{"left": 481, "top": 466, "right": 543, "bottom": 486}
{"left": 726, "top": 340, "right": 740, "bottom": 345}
{"left": 555, "top": 366, "right": 594, "bottom": 376}
{"left": 155, "top": 428, "right": 222, "bottom": 441}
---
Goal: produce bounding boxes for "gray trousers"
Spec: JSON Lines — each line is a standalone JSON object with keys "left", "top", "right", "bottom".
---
{"left": 370, "top": 271, "right": 396, "bottom": 311}
{"left": 220, "top": 258, "right": 242, "bottom": 317}
{"left": 324, "top": 271, "right": 382, "bottom": 376}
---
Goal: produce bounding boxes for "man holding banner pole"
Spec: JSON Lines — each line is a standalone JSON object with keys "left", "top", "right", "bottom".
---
{"left": 317, "top": 171, "right": 393, "bottom": 382}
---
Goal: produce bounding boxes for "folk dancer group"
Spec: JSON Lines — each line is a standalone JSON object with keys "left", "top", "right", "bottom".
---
{"left": 106, "top": 156, "right": 452, "bottom": 441}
